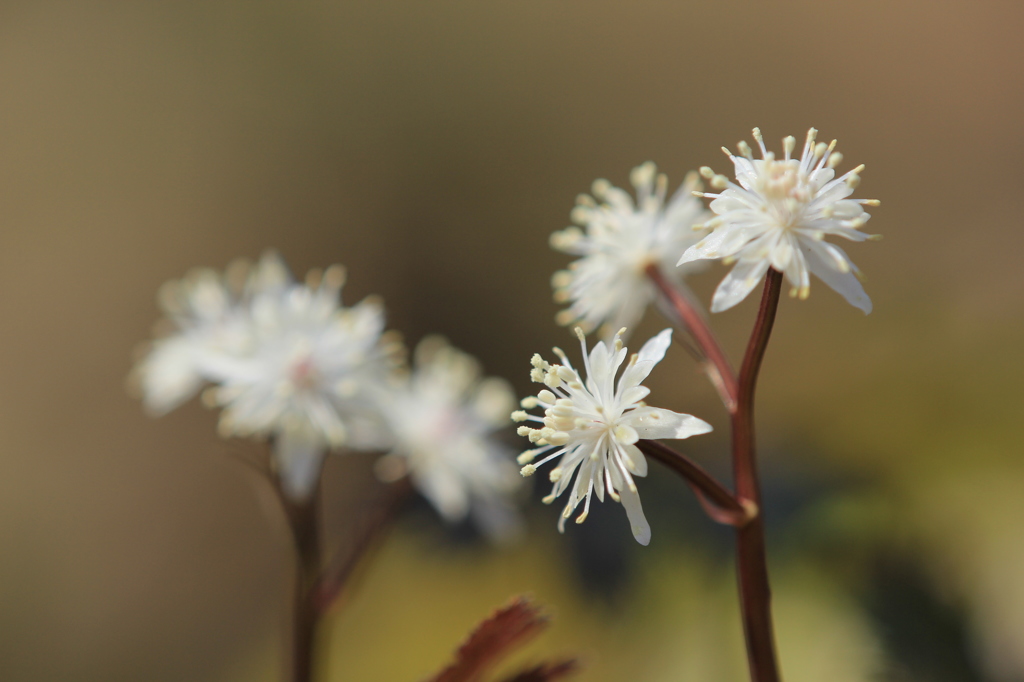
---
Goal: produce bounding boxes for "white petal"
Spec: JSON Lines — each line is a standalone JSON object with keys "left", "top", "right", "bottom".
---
{"left": 678, "top": 224, "right": 751, "bottom": 264}
{"left": 808, "top": 167, "right": 835, "bottom": 190}
{"left": 710, "top": 194, "right": 753, "bottom": 214}
{"left": 619, "top": 485, "right": 651, "bottom": 545}
{"left": 586, "top": 339, "right": 615, "bottom": 401}
{"left": 629, "top": 407, "right": 713, "bottom": 440}
{"left": 274, "top": 430, "right": 327, "bottom": 501}
{"left": 732, "top": 157, "right": 758, "bottom": 190}
{"left": 138, "top": 337, "right": 205, "bottom": 415}
{"left": 637, "top": 327, "right": 673, "bottom": 366}
{"left": 802, "top": 240, "right": 872, "bottom": 314}
{"left": 617, "top": 328, "right": 672, "bottom": 389}
{"left": 614, "top": 424, "right": 640, "bottom": 445}
{"left": 710, "top": 259, "right": 771, "bottom": 313}
{"left": 621, "top": 443, "right": 648, "bottom": 476}
{"left": 417, "top": 466, "right": 470, "bottom": 522}
{"left": 618, "top": 385, "right": 650, "bottom": 405}
{"left": 769, "top": 234, "right": 795, "bottom": 272}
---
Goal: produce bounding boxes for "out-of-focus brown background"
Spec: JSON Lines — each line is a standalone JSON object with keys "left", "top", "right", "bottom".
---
{"left": 1, "top": 1, "right": 1022, "bottom": 680}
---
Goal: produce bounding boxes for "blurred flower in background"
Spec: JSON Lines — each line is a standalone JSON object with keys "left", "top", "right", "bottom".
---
{"left": 550, "top": 162, "right": 710, "bottom": 340}
{"left": 132, "top": 252, "right": 400, "bottom": 500}
{"left": 373, "top": 336, "right": 524, "bottom": 542}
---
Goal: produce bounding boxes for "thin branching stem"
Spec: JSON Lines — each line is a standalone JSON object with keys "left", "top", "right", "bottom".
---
{"left": 637, "top": 439, "right": 753, "bottom": 526}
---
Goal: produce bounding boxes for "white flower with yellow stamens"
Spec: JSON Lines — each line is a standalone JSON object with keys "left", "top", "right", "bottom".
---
{"left": 679, "top": 128, "right": 879, "bottom": 314}
{"left": 550, "top": 162, "right": 711, "bottom": 340}
{"left": 513, "top": 327, "right": 712, "bottom": 545}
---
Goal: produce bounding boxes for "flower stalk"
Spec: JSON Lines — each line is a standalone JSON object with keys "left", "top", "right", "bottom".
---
{"left": 644, "top": 263, "right": 737, "bottom": 410}
{"left": 281, "top": 483, "right": 324, "bottom": 682}
{"left": 731, "top": 267, "right": 783, "bottom": 682}
{"left": 646, "top": 262, "right": 784, "bottom": 682}
{"left": 635, "top": 439, "right": 752, "bottom": 527}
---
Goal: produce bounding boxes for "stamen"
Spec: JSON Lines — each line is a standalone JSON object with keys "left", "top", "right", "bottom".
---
{"left": 783, "top": 135, "right": 796, "bottom": 160}
{"left": 752, "top": 127, "right": 767, "bottom": 156}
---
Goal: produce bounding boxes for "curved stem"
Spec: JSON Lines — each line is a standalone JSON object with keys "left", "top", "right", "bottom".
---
{"left": 732, "top": 268, "right": 783, "bottom": 682}
{"left": 636, "top": 439, "right": 753, "bottom": 527}
{"left": 645, "top": 263, "right": 737, "bottom": 410}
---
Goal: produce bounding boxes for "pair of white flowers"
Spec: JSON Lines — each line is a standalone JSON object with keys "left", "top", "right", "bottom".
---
{"left": 520, "top": 128, "right": 878, "bottom": 544}
{"left": 133, "top": 253, "right": 521, "bottom": 540}
{"left": 552, "top": 127, "right": 877, "bottom": 331}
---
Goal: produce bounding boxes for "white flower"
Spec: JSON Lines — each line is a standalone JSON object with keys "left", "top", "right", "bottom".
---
{"left": 373, "top": 337, "right": 523, "bottom": 542}
{"left": 679, "top": 128, "right": 880, "bottom": 314}
{"left": 133, "top": 252, "right": 399, "bottom": 500}
{"left": 132, "top": 255, "right": 286, "bottom": 415}
{"left": 550, "top": 162, "right": 711, "bottom": 339}
{"left": 514, "top": 328, "right": 712, "bottom": 545}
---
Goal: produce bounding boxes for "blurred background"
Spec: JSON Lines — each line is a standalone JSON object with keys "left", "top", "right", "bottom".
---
{"left": 0, "top": 1, "right": 1022, "bottom": 680}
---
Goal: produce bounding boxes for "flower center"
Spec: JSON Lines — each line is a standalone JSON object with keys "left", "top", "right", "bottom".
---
{"left": 756, "top": 159, "right": 814, "bottom": 228}
{"left": 288, "top": 353, "right": 320, "bottom": 391}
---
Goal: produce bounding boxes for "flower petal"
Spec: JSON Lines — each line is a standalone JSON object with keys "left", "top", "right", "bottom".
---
{"left": 710, "top": 258, "right": 771, "bottom": 313}
{"left": 629, "top": 407, "right": 713, "bottom": 440}
{"left": 637, "top": 327, "right": 672, "bottom": 366}
{"left": 802, "top": 240, "right": 872, "bottom": 314}
{"left": 619, "top": 485, "right": 651, "bottom": 545}
{"left": 678, "top": 224, "right": 753, "bottom": 264}
{"left": 617, "top": 328, "right": 673, "bottom": 389}
{"left": 274, "top": 430, "right": 327, "bottom": 501}
{"left": 621, "top": 443, "right": 648, "bottom": 476}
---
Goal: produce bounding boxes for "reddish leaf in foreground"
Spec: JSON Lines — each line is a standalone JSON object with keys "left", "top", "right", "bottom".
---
{"left": 425, "top": 597, "right": 577, "bottom": 682}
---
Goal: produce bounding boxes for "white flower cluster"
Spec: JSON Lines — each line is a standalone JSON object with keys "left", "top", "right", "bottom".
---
{"left": 513, "top": 328, "right": 712, "bottom": 545}
{"left": 522, "top": 128, "right": 878, "bottom": 540}
{"left": 133, "top": 253, "right": 522, "bottom": 536}
{"left": 555, "top": 130, "right": 878, "bottom": 329}
{"left": 550, "top": 162, "right": 710, "bottom": 340}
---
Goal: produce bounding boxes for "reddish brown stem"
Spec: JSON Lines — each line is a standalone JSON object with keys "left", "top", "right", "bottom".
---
{"left": 645, "top": 263, "right": 738, "bottom": 410}
{"left": 281, "top": 486, "right": 323, "bottom": 682}
{"left": 732, "top": 268, "right": 783, "bottom": 682}
{"left": 636, "top": 439, "right": 753, "bottom": 527}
